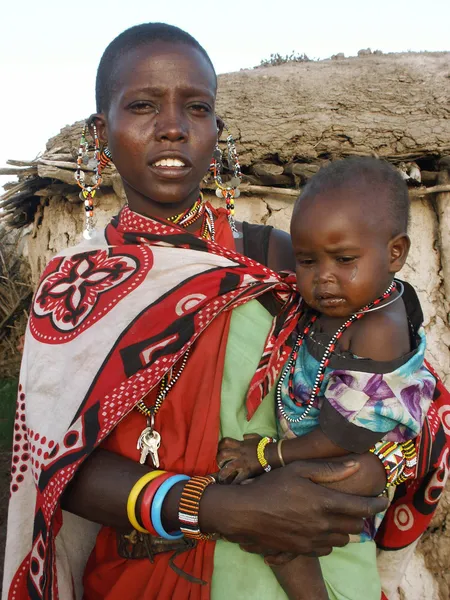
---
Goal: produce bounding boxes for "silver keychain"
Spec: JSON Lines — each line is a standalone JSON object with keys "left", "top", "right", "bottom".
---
{"left": 137, "top": 415, "right": 161, "bottom": 467}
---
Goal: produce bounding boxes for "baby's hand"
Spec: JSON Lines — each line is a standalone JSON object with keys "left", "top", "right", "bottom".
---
{"left": 217, "top": 434, "right": 264, "bottom": 484}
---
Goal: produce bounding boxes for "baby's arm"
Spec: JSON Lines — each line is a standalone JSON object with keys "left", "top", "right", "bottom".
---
{"left": 218, "top": 429, "right": 386, "bottom": 495}
{"left": 218, "top": 308, "right": 414, "bottom": 488}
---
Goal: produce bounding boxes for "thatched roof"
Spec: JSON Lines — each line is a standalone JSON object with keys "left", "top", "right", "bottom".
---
{"left": 1, "top": 51, "right": 450, "bottom": 228}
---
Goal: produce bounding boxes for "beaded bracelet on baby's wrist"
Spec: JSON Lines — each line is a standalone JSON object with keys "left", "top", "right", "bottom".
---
{"left": 256, "top": 436, "right": 277, "bottom": 472}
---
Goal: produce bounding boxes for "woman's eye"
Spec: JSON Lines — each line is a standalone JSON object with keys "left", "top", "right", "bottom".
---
{"left": 128, "top": 101, "right": 157, "bottom": 112}
{"left": 188, "top": 103, "right": 211, "bottom": 113}
{"left": 336, "top": 256, "right": 357, "bottom": 263}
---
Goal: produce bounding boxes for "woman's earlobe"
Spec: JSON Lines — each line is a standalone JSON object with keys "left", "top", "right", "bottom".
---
{"left": 389, "top": 234, "right": 411, "bottom": 273}
{"left": 216, "top": 116, "right": 225, "bottom": 138}
{"left": 88, "top": 113, "right": 108, "bottom": 145}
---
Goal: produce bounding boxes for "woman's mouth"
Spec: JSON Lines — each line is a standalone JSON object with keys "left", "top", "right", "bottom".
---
{"left": 153, "top": 158, "right": 186, "bottom": 168}
{"left": 149, "top": 157, "right": 192, "bottom": 179}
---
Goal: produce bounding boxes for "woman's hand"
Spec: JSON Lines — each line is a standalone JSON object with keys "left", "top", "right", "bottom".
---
{"left": 201, "top": 458, "right": 388, "bottom": 556}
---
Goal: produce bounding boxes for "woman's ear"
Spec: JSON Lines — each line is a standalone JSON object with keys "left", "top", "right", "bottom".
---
{"left": 216, "top": 116, "right": 225, "bottom": 138}
{"left": 388, "top": 233, "right": 410, "bottom": 273}
{"left": 88, "top": 113, "right": 108, "bottom": 145}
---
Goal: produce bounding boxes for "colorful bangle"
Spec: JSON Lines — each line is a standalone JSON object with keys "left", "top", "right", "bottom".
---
{"left": 257, "top": 436, "right": 276, "bottom": 472}
{"left": 178, "top": 475, "right": 216, "bottom": 540}
{"left": 141, "top": 472, "right": 174, "bottom": 535}
{"left": 151, "top": 474, "right": 189, "bottom": 540}
{"left": 370, "top": 439, "right": 417, "bottom": 490}
{"left": 127, "top": 470, "right": 166, "bottom": 533}
{"left": 277, "top": 439, "right": 286, "bottom": 467}
{"left": 397, "top": 439, "right": 418, "bottom": 482}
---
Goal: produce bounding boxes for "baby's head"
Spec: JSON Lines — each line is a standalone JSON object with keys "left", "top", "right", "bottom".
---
{"left": 290, "top": 157, "right": 410, "bottom": 317}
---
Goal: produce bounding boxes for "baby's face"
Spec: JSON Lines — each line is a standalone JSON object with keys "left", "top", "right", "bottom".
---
{"left": 290, "top": 189, "right": 394, "bottom": 318}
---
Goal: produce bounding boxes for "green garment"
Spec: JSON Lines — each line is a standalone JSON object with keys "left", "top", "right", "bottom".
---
{"left": 212, "top": 301, "right": 381, "bottom": 600}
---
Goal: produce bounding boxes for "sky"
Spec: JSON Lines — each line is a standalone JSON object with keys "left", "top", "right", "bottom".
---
{"left": 1, "top": 0, "right": 449, "bottom": 191}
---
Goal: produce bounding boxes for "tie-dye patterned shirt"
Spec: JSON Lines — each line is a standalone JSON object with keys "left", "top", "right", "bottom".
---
{"left": 278, "top": 319, "right": 435, "bottom": 542}
{"left": 278, "top": 325, "right": 435, "bottom": 450}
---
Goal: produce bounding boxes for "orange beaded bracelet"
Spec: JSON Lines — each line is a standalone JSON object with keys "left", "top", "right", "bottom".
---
{"left": 178, "top": 475, "right": 216, "bottom": 540}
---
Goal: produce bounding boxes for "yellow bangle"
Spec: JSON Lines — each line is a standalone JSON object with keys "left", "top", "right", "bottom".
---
{"left": 257, "top": 436, "right": 275, "bottom": 472}
{"left": 127, "top": 470, "right": 166, "bottom": 533}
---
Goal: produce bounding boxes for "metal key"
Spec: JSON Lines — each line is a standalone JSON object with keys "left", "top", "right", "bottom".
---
{"left": 146, "top": 430, "right": 161, "bottom": 468}
{"left": 137, "top": 427, "right": 161, "bottom": 467}
{"left": 137, "top": 426, "right": 152, "bottom": 465}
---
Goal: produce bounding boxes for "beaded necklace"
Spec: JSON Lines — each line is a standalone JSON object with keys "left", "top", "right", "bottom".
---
{"left": 164, "top": 193, "right": 216, "bottom": 240}
{"left": 276, "top": 281, "right": 398, "bottom": 424}
{"left": 136, "top": 196, "right": 215, "bottom": 466}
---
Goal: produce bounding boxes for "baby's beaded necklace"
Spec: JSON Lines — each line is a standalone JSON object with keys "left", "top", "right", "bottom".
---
{"left": 135, "top": 196, "right": 215, "bottom": 466}
{"left": 276, "top": 281, "right": 398, "bottom": 424}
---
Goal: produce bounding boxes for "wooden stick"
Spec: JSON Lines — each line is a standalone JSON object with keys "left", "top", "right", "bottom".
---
{"left": 6, "top": 159, "right": 37, "bottom": 167}
{"left": 36, "top": 158, "right": 79, "bottom": 170}
{"left": 203, "top": 183, "right": 299, "bottom": 197}
{"left": 410, "top": 184, "right": 450, "bottom": 196}
{"left": 0, "top": 167, "right": 37, "bottom": 176}
{"left": 204, "top": 183, "right": 450, "bottom": 199}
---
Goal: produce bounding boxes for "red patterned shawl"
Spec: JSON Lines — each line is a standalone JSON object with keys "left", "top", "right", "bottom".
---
{"left": 376, "top": 360, "right": 450, "bottom": 597}
{"left": 3, "top": 205, "right": 300, "bottom": 600}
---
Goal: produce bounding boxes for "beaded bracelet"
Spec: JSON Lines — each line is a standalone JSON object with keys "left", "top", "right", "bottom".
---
{"left": 127, "top": 470, "right": 166, "bottom": 533}
{"left": 397, "top": 439, "right": 418, "bottom": 483}
{"left": 370, "top": 439, "right": 417, "bottom": 490}
{"left": 256, "top": 436, "right": 276, "bottom": 472}
{"left": 151, "top": 474, "right": 190, "bottom": 540}
{"left": 178, "top": 475, "right": 216, "bottom": 540}
{"left": 140, "top": 472, "right": 174, "bottom": 535}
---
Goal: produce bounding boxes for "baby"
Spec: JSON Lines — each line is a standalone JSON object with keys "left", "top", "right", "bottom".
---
{"left": 217, "top": 157, "right": 435, "bottom": 599}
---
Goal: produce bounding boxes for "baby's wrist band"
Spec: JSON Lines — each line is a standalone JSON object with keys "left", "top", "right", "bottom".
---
{"left": 256, "top": 436, "right": 277, "bottom": 472}
{"left": 277, "top": 439, "right": 286, "bottom": 467}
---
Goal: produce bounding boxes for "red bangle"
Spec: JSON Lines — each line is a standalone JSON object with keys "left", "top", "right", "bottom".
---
{"left": 140, "top": 472, "right": 174, "bottom": 535}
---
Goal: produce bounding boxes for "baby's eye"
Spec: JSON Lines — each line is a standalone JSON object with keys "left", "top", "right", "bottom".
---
{"left": 336, "top": 256, "right": 357, "bottom": 264}
{"left": 297, "top": 258, "right": 315, "bottom": 266}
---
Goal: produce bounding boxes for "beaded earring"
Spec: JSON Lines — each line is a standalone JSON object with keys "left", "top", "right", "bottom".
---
{"left": 74, "top": 123, "right": 112, "bottom": 239}
{"left": 211, "top": 132, "right": 242, "bottom": 238}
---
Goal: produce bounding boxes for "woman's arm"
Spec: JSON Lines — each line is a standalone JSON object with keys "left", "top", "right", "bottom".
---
{"left": 61, "top": 448, "right": 387, "bottom": 556}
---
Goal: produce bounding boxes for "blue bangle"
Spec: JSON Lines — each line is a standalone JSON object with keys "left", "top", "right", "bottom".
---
{"left": 151, "top": 474, "right": 189, "bottom": 540}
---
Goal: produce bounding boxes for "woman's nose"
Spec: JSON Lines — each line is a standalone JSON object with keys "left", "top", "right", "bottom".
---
{"left": 154, "top": 105, "right": 188, "bottom": 142}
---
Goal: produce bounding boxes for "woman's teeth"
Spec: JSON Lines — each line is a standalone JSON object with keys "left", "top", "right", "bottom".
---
{"left": 153, "top": 158, "right": 185, "bottom": 167}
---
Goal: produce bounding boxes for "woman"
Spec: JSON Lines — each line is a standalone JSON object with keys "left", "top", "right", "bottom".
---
{"left": 3, "top": 23, "right": 448, "bottom": 600}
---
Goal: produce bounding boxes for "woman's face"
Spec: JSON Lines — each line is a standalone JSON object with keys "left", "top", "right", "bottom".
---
{"left": 97, "top": 41, "right": 219, "bottom": 217}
